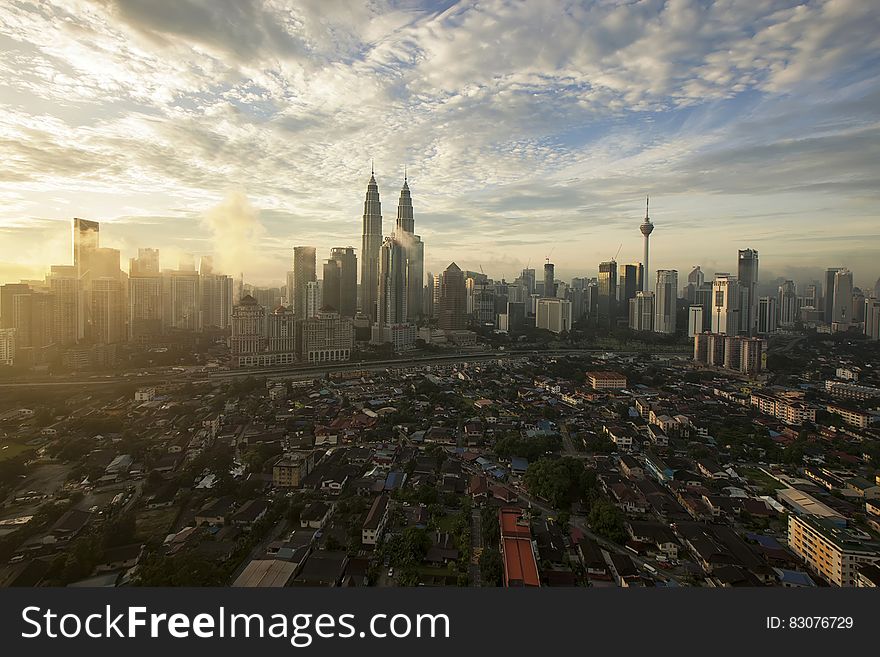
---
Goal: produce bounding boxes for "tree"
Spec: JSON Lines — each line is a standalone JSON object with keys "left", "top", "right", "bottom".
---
{"left": 588, "top": 498, "right": 626, "bottom": 544}
{"left": 479, "top": 548, "right": 503, "bottom": 586}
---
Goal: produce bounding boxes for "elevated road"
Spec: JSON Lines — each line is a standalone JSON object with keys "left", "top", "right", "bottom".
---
{"left": 0, "top": 346, "right": 691, "bottom": 389}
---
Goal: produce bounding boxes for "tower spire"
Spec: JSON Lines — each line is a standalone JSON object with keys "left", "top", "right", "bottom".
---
{"left": 371, "top": 158, "right": 374, "bottom": 176}
{"left": 646, "top": 195, "right": 650, "bottom": 220}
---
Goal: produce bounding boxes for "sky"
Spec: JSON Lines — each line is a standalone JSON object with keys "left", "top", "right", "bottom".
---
{"left": 1, "top": 0, "right": 879, "bottom": 292}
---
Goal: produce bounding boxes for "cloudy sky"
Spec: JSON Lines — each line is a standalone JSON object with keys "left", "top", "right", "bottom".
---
{"left": 1, "top": 0, "right": 879, "bottom": 291}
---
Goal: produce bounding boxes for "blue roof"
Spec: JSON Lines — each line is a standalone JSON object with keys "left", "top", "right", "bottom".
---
{"left": 510, "top": 457, "right": 529, "bottom": 471}
{"left": 776, "top": 569, "right": 815, "bottom": 586}
{"left": 747, "top": 533, "right": 783, "bottom": 549}
{"left": 384, "top": 471, "right": 407, "bottom": 491}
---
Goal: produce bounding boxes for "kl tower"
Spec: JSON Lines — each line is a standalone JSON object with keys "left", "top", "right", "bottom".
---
{"left": 639, "top": 196, "right": 654, "bottom": 292}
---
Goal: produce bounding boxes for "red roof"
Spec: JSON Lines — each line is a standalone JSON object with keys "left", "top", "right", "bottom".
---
{"left": 502, "top": 537, "right": 540, "bottom": 587}
{"left": 499, "top": 508, "right": 530, "bottom": 538}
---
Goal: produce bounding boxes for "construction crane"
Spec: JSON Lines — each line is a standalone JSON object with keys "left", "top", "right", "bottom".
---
{"left": 612, "top": 243, "right": 622, "bottom": 262}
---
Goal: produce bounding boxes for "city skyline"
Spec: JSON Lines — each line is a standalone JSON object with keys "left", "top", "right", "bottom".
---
{"left": 1, "top": 1, "right": 879, "bottom": 287}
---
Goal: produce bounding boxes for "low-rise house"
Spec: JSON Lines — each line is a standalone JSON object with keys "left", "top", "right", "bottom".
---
{"left": 231, "top": 499, "right": 271, "bottom": 529}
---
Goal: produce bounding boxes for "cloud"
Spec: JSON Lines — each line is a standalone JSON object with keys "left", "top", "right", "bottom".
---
{"left": 0, "top": 0, "right": 878, "bottom": 288}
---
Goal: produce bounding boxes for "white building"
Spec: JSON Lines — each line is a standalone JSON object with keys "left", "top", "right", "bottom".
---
{"left": 0, "top": 328, "right": 14, "bottom": 366}
{"left": 536, "top": 297, "right": 572, "bottom": 334}
{"left": 654, "top": 269, "right": 678, "bottom": 334}
{"left": 302, "top": 310, "right": 354, "bottom": 363}
{"left": 711, "top": 274, "right": 740, "bottom": 335}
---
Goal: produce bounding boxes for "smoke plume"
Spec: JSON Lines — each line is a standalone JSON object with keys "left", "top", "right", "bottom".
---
{"left": 200, "top": 190, "right": 266, "bottom": 277}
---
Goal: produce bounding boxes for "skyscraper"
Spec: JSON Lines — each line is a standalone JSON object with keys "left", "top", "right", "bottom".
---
{"left": 163, "top": 267, "right": 200, "bottom": 331}
{"left": 639, "top": 197, "right": 654, "bottom": 292}
{"left": 331, "top": 247, "right": 357, "bottom": 317}
{"left": 597, "top": 261, "right": 617, "bottom": 328}
{"left": 865, "top": 298, "right": 880, "bottom": 341}
{"left": 536, "top": 297, "right": 571, "bottom": 333}
{"left": 543, "top": 261, "right": 555, "bottom": 298}
{"left": 711, "top": 273, "right": 740, "bottom": 335}
{"left": 832, "top": 268, "right": 854, "bottom": 332}
{"left": 200, "top": 272, "right": 233, "bottom": 330}
{"left": 687, "top": 305, "right": 703, "bottom": 338}
{"left": 684, "top": 265, "right": 705, "bottom": 302}
{"left": 778, "top": 280, "right": 798, "bottom": 327}
{"left": 73, "top": 218, "right": 100, "bottom": 341}
{"left": 372, "top": 236, "right": 414, "bottom": 350}
{"left": 758, "top": 296, "right": 777, "bottom": 334}
{"left": 737, "top": 248, "right": 759, "bottom": 336}
{"left": 47, "top": 265, "right": 78, "bottom": 346}
{"left": 394, "top": 175, "right": 424, "bottom": 322}
{"left": 654, "top": 269, "right": 678, "bottom": 334}
{"left": 438, "top": 263, "right": 467, "bottom": 331}
{"left": 629, "top": 291, "right": 654, "bottom": 332}
{"left": 293, "top": 246, "right": 316, "bottom": 319}
{"left": 322, "top": 257, "right": 342, "bottom": 313}
{"left": 618, "top": 263, "right": 642, "bottom": 308}
{"left": 129, "top": 250, "right": 163, "bottom": 339}
{"left": 824, "top": 267, "right": 842, "bottom": 324}
{"left": 360, "top": 167, "right": 383, "bottom": 322}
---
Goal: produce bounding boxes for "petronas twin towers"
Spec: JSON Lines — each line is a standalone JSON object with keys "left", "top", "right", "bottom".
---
{"left": 360, "top": 167, "right": 424, "bottom": 349}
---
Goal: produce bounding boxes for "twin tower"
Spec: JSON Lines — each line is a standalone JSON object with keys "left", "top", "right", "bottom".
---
{"left": 360, "top": 168, "right": 424, "bottom": 341}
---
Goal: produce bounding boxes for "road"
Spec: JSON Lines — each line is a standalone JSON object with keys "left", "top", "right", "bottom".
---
{"left": 227, "top": 516, "right": 290, "bottom": 585}
{"left": 515, "top": 488, "right": 679, "bottom": 586}
{"left": 0, "top": 347, "right": 691, "bottom": 389}
{"left": 469, "top": 508, "right": 482, "bottom": 587}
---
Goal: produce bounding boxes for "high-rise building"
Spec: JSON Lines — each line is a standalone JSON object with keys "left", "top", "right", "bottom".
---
{"left": 423, "top": 270, "right": 435, "bottom": 318}
{"left": 629, "top": 291, "right": 654, "bottom": 332}
{"left": 372, "top": 237, "right": 414, "bottom": 350}
{"left": 0, "top": 328, "right": 14, "bottom": 366}
{"left": 438, "top": 263, "right": 467, "bottom": 331}
{"left": 305, "top": 280, "right": 323, "bottom": 319}
{"left": 394, "top": 176, "right": 424, "bottom": 322}
{"left": 360, "top": 168, "right": 383, "bottom": 322}
{"left": 163, "top": 268, "right": 200, "bottom": 331}
{"left": 230, "top": 295, "right": 267, "bottom": 358}
{"left": 519, "top": 268, "right": 536, "bottom": 301}
{"left": 128, "top": 249, "right": 162, "bottom": 339}
{"left": 90, "top": 277, "right": 125, "bottom": 344}
{"left": 737, "top": 248, "right": 759, "bottom": 336}
{"left": 0, "top": 283, "right": 29, "bottom": 330}
{"left": 293, "top": 246, "right": 316, "bottom": 319}
{"left": 322, "top": 257, "right": 341, "bottom": 314}
{"left": 831, "top": 269, "right": 854, "bottom": 332}
{"left": 824, "top": 268, "right": 842, "bottom": 324}
{"left": 639, "top": 197, "right": 654, "bottom": 292}
{"left": 865, "top": 298, "right": 880, "bottom": 341}
{"left": 267, "top": 305, "right": 296, "bottom": 357}
{"left": 1, "top": 285, "right": 55, "bottom": 365}
{"left": 73, "top": 218, "right": 100, "bottom": 341}
{"left": 687, "top": 305, "right": 703, "bottom": 338}
{"left": 618, "top": 263, "right": 643, "bottom": 308}
{"left": 301, "top": 309, "right": 354, "bottom": 363}
{"left": 684, "top": 266, "right": 705, "bottom": 302}
{"left": 325, "top": 247, "right": 358, "bottom": 317}
{"left": 654, "top": 269, "right": 678, "bottom": 334}
{"left": 598, "top": 261, "right": 618, "bottom": 328}
{"left": 200, "top": 273, "right": 233, "bottom": 330}
{"left": 230, "top": 295, "right": 296, "bottom": 367}
{"left": 778, "top": 280, "right": 798, "bottom": 327}
{"left": 758, "top": 296, "right": 777, "bottom": 334}
{"left": 711, "top": 273, "right": 740, "bottom": 335}
{"left": 693, "top": 282, "right": 713, "bottom": 332}
{"left": 536, "top": 297, "right": 571, "bottom": 334}
{"left": 47, "top": 265, "right": 79, "bottom": 346}
{"left": 543, "top": 261, "right": 555, "bottom": 298}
